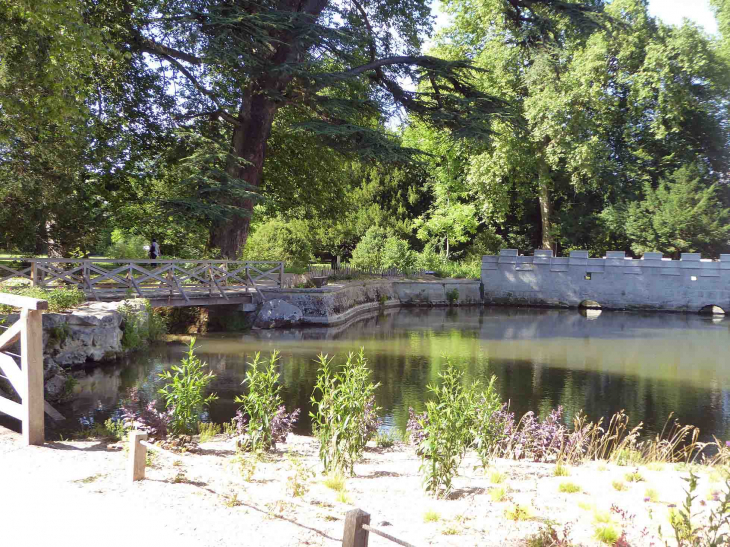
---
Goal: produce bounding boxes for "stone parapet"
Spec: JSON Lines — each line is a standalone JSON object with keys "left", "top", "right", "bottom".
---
{"left": 481, "top": 250, "right": 730, "bottom": 312}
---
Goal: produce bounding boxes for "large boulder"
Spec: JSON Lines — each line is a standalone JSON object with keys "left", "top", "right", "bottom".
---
{"left": 254, "top": 299, "right": 303, "bottom": 329}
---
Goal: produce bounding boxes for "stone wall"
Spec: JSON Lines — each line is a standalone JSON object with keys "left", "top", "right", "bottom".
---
{"left": 482, "top": 249, "right": 730, "bottom": 312}
{"left": 0, "top": 300, "right": 145, "bottom": 401}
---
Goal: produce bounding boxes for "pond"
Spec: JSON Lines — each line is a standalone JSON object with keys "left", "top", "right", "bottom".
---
{"left": 45, "top": 307, "right": 730, "bottom": 441}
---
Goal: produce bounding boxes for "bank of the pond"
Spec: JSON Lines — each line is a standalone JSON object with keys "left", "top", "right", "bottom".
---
{"left": 1, "top": 427, "right": 725, "bottom": 547}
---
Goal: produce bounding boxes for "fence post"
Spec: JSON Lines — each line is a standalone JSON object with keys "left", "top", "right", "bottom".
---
{"left": 279, "top": 261, "right": 284, "bottom": 288}
{"left": 30, "top": 260, "right": 38, "bottom": 287}
{"left": 20, "top": 308, "right": 44, "bottom": 446}
{"left": 128, "top": 431, "right": 148, "bottom": 482}
{"left": 342, "top": 508, "right": 370, "bottom": 547}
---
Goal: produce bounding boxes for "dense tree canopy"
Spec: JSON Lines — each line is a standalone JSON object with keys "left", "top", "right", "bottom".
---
{"left": 0, "top": 0, "right": 728, "bottom": 264}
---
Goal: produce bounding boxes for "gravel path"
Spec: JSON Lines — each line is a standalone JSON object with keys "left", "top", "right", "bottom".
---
{"left": 0, "top": 428, "right": 721, "bottom": 546}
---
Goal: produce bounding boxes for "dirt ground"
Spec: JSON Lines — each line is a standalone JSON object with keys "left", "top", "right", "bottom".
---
{"left": 0, "top": 427, "right": 724, "bottom": 546}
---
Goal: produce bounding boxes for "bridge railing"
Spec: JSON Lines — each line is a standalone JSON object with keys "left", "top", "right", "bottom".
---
{"left": 0, "top": 292, "right": 45, "bottom": 445}
{"left": 0, "top": 259, "right": 284, "bottom": 303}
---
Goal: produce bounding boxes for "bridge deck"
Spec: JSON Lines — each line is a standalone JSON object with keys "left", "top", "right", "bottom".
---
{"left": 0, "top": 259, "right": 283, "bottom": 307}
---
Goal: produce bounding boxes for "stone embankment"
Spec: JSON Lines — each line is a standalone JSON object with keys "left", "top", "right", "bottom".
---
{"left": 254, "top": 279, "right": 481, "bottom": 329}
{"left": 0, "top": 300, "right": 146, "bottom": 402}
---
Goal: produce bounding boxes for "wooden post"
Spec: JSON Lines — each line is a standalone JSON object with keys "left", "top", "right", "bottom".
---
{"left": 279, "top": 261, "right": 284, "bottom": 288}
{"left": 30, "top": 261, "right": 38, "bottom": 287}
{"left": 20, "top": 308, "right": 44, "bottom": 446}
{"left": 342, "top": 509, "right": 370, "bottom": 547}
{"left": 128, "top": 431, "right": 148, "bottom": 482}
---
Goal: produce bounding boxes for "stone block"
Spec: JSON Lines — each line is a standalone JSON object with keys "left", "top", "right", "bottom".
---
{"left": 605, "top": 251, "right": 626, "bottom": 258}
{"left": 681, "top": 253, "right": 701, "bottom": 261}
{"left": 534, "top": 249, "right": 554, "bottom": 258}
{"left": 642, "top": 252, "right": 663, "bottom": 260}
{"left": 499, "top": 249, "right": 519, "bottom": 256}
{"left": 569, "top": 250, "right": 590, "bottom": 259}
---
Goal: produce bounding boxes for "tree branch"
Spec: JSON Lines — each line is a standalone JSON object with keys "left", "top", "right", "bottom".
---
{"left": 135, "top": 36, "right": 203, "bottom": 65}
{"left": 156, "top": 53, "right": 240, "bottom": 126}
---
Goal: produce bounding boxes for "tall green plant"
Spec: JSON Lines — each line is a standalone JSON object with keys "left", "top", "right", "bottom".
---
{"left": 235, "top": 351, "right": 283, "bottom": 452}
{"left": 471, "top": 375, "right": 503, "bottom": 468}
{"left": 158, "top": 338, "right": 218, "bottom": 435}
{"left": 310, "top": 349, "right": 381, "bottom": 476}
{"left": 416, "top": 361, "right": 478, "bottom": 497}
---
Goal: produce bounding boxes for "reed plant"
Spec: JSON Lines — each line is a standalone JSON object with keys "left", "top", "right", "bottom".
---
{"left": 310, "top": 349, "right": 381, "bottom": 475}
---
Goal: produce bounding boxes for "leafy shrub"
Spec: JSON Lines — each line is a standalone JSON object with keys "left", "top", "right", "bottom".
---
{"left": 505, "top": 504, "right": 532, "bottom": 521}
{"left": 554, "top": 463, "right": 570, "bottom": 476}
{"left": 612, "top": 480, "right": 628, "bottom": 491}
{"left": 105, "top": 229, "right": 149, "bottom": 259}
{"left": 490, "top": 486, "right": 508, "bottom": 502}
{"left": 490, "top": 471, "right": 506, "bottom": 484}
{"left": 158, "top": 338, "right": 218, "bottom": 435}
{"left": 645, "top": 487, "right": 659, "bottom": 502}
{"left": 382, "top": 236, "right": 417, "bottom": 273}
{"left": 414, "top": 360, "right": 478, "bottom": 497}
{"left": 104, "top": 418, "right": 130, "bottom": 441}
{"left": 0, "top": 286, "right": 85, "bottom": 313}
{"left": 350, "top": 226, "right": 388, "bottom": 270}
{"left": 624, "top": 470, "right": 644, "bottom": 482}
{"left": 119, "top": 300, "right": 167, "bottom": 350}
{"left": 310, "top": 349, "right": 381, "bottom": 475}
{"left": 233, "top": 350, "right": 299, "bottom": 451}
{"left": 242, "top": 218, "right": 313, "bottom": 266}
{"left": 120, "top": 387, "right": 172, "bottom": 437}
{"left": 446, "top": 288, "right": 459, "bottom": 304}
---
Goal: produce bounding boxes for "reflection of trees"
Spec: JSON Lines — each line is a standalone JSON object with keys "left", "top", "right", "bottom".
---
{"left": 56, "top": 308, "right": 730, "bottom": 442}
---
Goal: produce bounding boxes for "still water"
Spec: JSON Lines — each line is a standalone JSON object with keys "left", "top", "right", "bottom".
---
{"left": 49, "top": 307, "right": 730, "bottom": 440}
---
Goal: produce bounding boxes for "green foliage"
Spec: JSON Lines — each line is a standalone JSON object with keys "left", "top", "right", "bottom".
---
{"left": 310, "top": 349, "right": 381, "bottom": 475}
{"left": 323, "top": 473, "right": 346, "bottom": 492}
{"left": 416, "top": 361, "right": 478, "bottom": 497}
{"left": 661, "top": 472, "right": 730, "bottom": 546}
{"left": 375, "top": 430, "right": 402, "bottom": 449}
{"left": 0, "top": 286, "right": 85, "bottom": 314}
{"left": 285, "top": 454, "right": 315, "bottom": 498}
{"left": 242, "top": 218, "right": 313, "bottom": 266}
{"left": 382, "top": 237, "right": 417, "bottom": 273}
{"left": 48, "top": 323, "right": 71, "bottom": 345}
{"left": 103, "top": 418, "right": 131, "bottom": 441}
{"left": 625, "top": 470, "right": 645, "bottom": 483}
{"left": 119, "top": 300, "right": 168, "bottom": 350}
{"left": 105, "top": 230, "right": 149, "bottom": 259}
{"left": 505, "top": 504, "right": 532, "bottom": 522}
{"left": 234, "top": 351, "right": 284, "bottom": 452}
{"left": 198, "top": 422, "right": 222, "bottom": 443}
{"left": 158, "top": 338, "right": 218, "bottom": 436}
{"left": 625, "top": 165, "right": 730, "bottom": 258}
{"left": 612, "top": 480, "right": 628, "bottom": 492}
{"left": 446, "top": 288, "right": 459, "bottom": 305}
{"left": 558, "top": 482, "right": 580, "bottom": 493}
{"left": 554, "top": 463, "right": 570, "bottom": 477}
{"left": 350, "top": 227, "right": 388, "bottom": 270}
{"left": 593, "top": 524, "right": 620, "bottom": 545}
{"left": 423, "top": 509, "right": 441, "bottom": 522}
{"left": 490, "top": 486, "right": 509, "bottom": 502}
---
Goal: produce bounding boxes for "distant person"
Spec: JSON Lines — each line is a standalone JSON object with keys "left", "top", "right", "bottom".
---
{"left": 149, "top": 238, "right": 161, "bottom": 267}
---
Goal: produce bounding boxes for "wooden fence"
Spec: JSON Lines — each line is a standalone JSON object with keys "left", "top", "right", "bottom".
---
{"left": 0, "top": 293, "right": 46, "bottom": 445}
{"left": 0, "top": 258, "right": 285, "bottom": 303}
{"left": 308, "top": 264, "right": 429, "bottom": 279}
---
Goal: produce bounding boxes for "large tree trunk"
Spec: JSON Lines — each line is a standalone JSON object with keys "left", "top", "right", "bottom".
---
{"left": 209, "top": 93, "right": 280, "bottom": 259}
{"left": 537, "top": 161, "right": 555, "bottom": 252}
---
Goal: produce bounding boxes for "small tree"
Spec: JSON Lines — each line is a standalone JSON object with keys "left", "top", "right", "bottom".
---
{"left": 625, "top": 165, "right": 730, "bottom": 258}
{"left": 350, "top": 226, "right": 389, "bottom": 270}
{"left": 158, "top": 338, "right": 218, "bottom": 436}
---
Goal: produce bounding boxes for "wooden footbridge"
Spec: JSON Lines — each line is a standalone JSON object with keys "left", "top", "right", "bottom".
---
{"left": 0, "top": 258, "right": 285, "bottom": 308}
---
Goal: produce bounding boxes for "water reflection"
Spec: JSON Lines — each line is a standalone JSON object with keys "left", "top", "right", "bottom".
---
{"left": 47, "top": 308, "right": 730, "bottom": 441}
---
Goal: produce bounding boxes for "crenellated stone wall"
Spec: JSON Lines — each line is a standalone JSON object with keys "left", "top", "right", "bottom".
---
{"left": 482, "top": 249, "right": 730, "bottom": 312}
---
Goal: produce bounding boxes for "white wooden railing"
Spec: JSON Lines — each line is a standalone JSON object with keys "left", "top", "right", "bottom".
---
{"left": 0, "top": 293, "right": 46, "bottom": 445}
{"left": 0, "top": 258, "right": 284, "bottom": 303}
